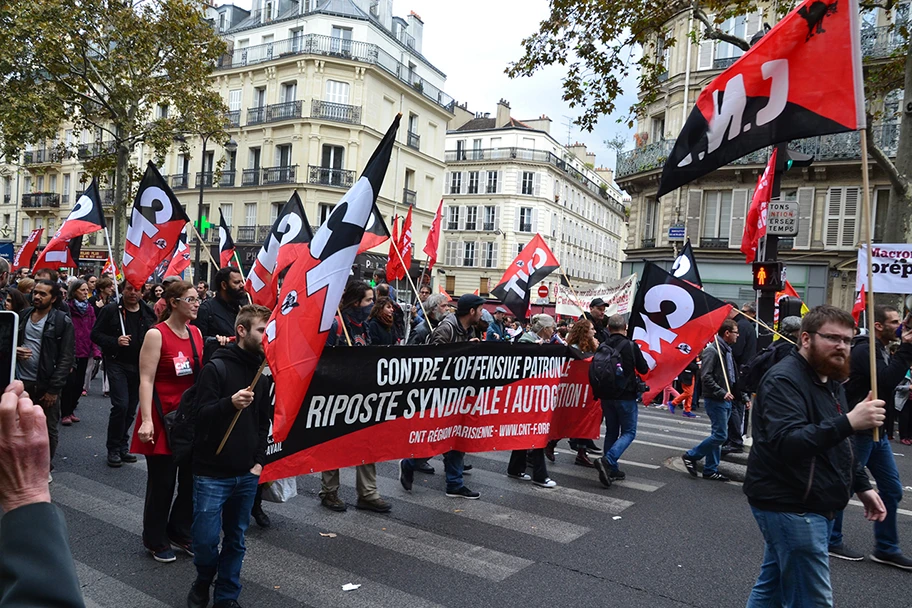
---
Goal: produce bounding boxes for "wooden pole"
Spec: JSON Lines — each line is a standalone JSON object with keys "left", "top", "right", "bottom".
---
{"left": 232, "top": 249, "right": 253, "bottom": 304}
{"left": 559, "top": 269, "right": 590, "bottom": 317}
{"left": 389, "top": 236, "right": 434, "bottom": 330}
{"left": 737, "top": 309, "right": 797, "bottom": 345}
{"left": 103, "top": 227, "right": 126, "bottom": 335}
{"left": 215, "top": 357, "right": 269, "bottom": 456}
{"left": 190, "top": 223, "right": 221, "bottom": 278}
{"left": 714, "top": 335, "right": 733, "bottom": 396}
{"left": 860, "top": 128, "right": 880, "bottom": 442}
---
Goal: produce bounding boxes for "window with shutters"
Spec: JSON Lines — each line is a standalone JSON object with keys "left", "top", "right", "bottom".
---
{"left": 874, "top": 188, "right": 890, "bottom": 242}
{"left": 468, "top": 171, "right": 479, "bottom": 194}
{"left": 516, "top": 243, "right": 524, "bottom": 256}
{"left": 444, "top": 240, "right": 459, "bottom": 265}
{"left": 482, "top": 241, "right": 497, "bottom": 268}
{"left": 450, "top": 172, "right": 462, "bottom": 194}
{"left": 244, "top": 203, "right": 257, "bottom": 226}
{"left": 325, "top": 80, "right": 350, "bottom": 104}
{"left": 519, "top": 207, "right": 533, "bottom": 232}
{"left": 486, "top": 171, "right": 498, "bottom": 193}
{"left": 701, "top": 191, "right": 733, "bottom": 239}
{"left": 463, "top": 241, "right": 476, "bottom": 267}
{"left": 642, "top": 199, "right": 657, "bottom": 241}
{"left": 319, "top": 203, "right": 335, "bottom": 225}
{"left": 221, "top": 204, "right": 233, "bottom": 226}
{"left": 483, "top": 205, "right": 496, "bottom": 231}
{"left": 521, "top": 171, "right": 534, "bottom": 195}
{"left": 270, "top": 203, "right": 281, "bottom": 224}
{"left": 465, "top": 206, "right": 477, "bottom": 231}
{"left": 728, "top": 189, "right": 749, "bottom": 248}
{"left": 824, "top": 186, "right": 859, "bottom": 249}
{"left": 446, "top": 206, "right": 459, "bottom": 230}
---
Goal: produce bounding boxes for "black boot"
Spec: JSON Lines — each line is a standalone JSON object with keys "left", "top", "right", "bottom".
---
{"left": 251, "top": 484, "right": 270, "bottom": 529}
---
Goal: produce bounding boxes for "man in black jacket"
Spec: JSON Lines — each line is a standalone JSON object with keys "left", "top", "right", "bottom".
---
{"left": 726, "top": 303, "right": 758, "bottom": 453}
{"left": 744, "top": 305, "right": 886, "bottom": 607}
{"left": 15, "top": 280, "right": 75, "bottom": 467}
{"left": 584, "top": 297, "right": 610, "bottom": 344}
{"left": 187, "top": 305, "right": 272, "bottom": 608}
{"left": 91, "top": 282, "right": 158, "bottom": 468}
{"left": 593, "top": 314, "right": 648, "bottom": 487}
{"left": 682, "top": 319, "right": 739, "bottom": 482}
{"left": 827, "top": 304, "right": 912, "bottom": 567}
{"left": 0, "top": 381, "right": 85, "bottom": 608}
{"left": 194, "top": 266, "right": 245, "bottom": 342}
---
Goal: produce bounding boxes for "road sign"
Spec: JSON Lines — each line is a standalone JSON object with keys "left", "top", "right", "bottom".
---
{"left": 537, "top": 284, "right": 550, "bottom": 298}
{"left": 668, "top": 223, "right": 686, "bottom": 241}
{"left": 752, "top": 261, "right": 785, "bottom": 292}
{"left": 766, "top": 200, "right": 799, "bottom": 236}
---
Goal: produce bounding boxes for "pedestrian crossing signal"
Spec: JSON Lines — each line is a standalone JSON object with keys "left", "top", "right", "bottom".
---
{"left": 752, "top": 261, "right": 784, "bottom": 292}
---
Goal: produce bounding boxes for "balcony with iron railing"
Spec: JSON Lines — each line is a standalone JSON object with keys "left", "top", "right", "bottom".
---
{"left": 266, "top": 101, "right": 303, "bottom": 122}
{"left": 77, "top": 142, "right": 117, "bottom": 159}
{"left": 861, "top": 24, "right": 907, "bottom": 60}
{"left": 23, "top": 149, "right": 63, "bottom": 165}
{"left": 712, "top": 57, "right": 739, "bottom": 70}
{"left": 171, "top": 174, "right": 190, "bottom": 189}
{"left": 196, "top": 172, "right": 214, "bottom": 188}
{"left": 311, "top": 100, "right": 361, "bottom": 124}
{"left": 641, "top": 238, "right": 656, "bottom": 249}
{"left": 616, "top": 123, "right": 902, "bottom": 179}
{"left": 247, "top": 106, "right": 267, "bottom": 126}
{"left": 219, "top": 170, "right": 236, "bottom": 187}
{"left": 407, "top": 131, "right": 420, "bottom": 150}
{"left": 308, "top": 165, "right": 355, "bottom": 188}
{"left": 236, "top": 225, "right": 257, "bottom": 243}
{"left": 242, "top": 169, "right": 261, "bottom": 186}
{"left": 216, "top": 33, "right": 455, "bottom": 112}
{"left": 225, "top": 110, "right": 241, "bottom": 127}
{"left": 403, "top": 188, "right": 416, "bottom": 205}
{"left": 22, "top": 193, "right": 60, "bottom": 209}
{"left": 262, "top": 165, "right": 297, "bottom": 185}
{"left": 699, "top": 237, "right": 730, "bottom": 249}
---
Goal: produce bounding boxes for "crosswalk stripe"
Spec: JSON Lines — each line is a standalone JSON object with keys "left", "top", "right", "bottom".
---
{"left": 636, "top": 420, "right": 710, "bottom": 437}
{"left": 335, "top": 470, "right": 590, "bottom": 543}
{"left": 635, "top": 430, "right": 698, "bottom": 445}
{"left": 52, "top": 472, "right": 448, "bottom": 608}
{"left": 637, "top": 412, "right": 710, "bottom": 428}
{"left": 467, "top": 451, "right": 664, "bottom": 492}
{"left": 265, "top": 498, "right": 533, "bottom": 582}
{"left": 75, "top": 561, "right": 172, "bottom": 608}
{"left": 550, "top": 448, "right": 661, "bottom": 470}
{"left": 632, "top": 439, "right": 692, "bottom": 451}
{"left": 847, "top": 499, "right": 912, "bottom": 518}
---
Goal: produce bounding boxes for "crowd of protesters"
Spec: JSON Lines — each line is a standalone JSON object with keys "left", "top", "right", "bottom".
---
{"left": 1, "top": 259, "right": 911, "bottom": 608}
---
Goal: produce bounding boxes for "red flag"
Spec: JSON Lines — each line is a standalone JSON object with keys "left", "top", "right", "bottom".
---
{"left": 34, "top": 180, "right": 107, "bottom": 272}
{"left": 357, "top": 203, "right": 390, "bottom": 253}
{"left": 741, "top": 149, "right": 777, "bottom": 263}
{"left": 423, "top": 198, "right": 443, "bottom": 271}
{"left": 32, "top": 238, "right": 81, "bottom": 271}
{"left": 438, "top": 285, "right": 452, "bottom": 302}
{"left": 629, "top": 262, "right": 734, "bottom": 405}
{"left": 122, "top": 162, "right": 190, "bottom": 290}
{"left": 491, "top": 234, "right": 560, "bottom": 320}
{"left": 400, "top": 205, "right": 413, "bottom": 271}
{"left": 657, "top": 0, "right": 865, "bottom": 197}
{"left": 264, "top": 115, "right": 400, "bottom": 443}
{"left": 11, "top": 228, "right": 43, "bottom": 272}
{"left": 246, "top": 192, "right": 314, "bottom": 309}
{"left": 218, "top": 208, "right": 236, "bottom": 268}
{"left": 164, "top": 231, "right": 191, "bottom": 278}
{"left": 852, "top": 285, "right": 866, "bottom": 325}
{"left": 386, "top": 215, "right": 403, "bottom": 282}
{"left": 102, "top": 255, "right": 117, "bottom": 276}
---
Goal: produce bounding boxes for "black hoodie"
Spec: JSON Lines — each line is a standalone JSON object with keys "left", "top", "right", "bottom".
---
{"left": 192, "top": 343, "right": 272, "bottom": 478}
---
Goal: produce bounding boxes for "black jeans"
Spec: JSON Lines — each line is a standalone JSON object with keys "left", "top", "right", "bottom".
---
{"left": 105, "top": 360, "right": 140, "bottom": 454}
{"left": 508, "top": 449, "right": 548, "bottom": 483}
{"left": 143, "top": 454, "right": 193, "bottom": 552}
{"left": 22, "top": 381, "right": 59, "bottom": 462}
{"left": 899, "top": 403, "right": 912, "bottom": 440}
{"left": 61, "top": 357, "right": 89, "bottom": 418}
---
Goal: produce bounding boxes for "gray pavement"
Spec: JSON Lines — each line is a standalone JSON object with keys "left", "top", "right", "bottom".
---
{"left": 45, "top": 386, "right": 912, "bottom": 607}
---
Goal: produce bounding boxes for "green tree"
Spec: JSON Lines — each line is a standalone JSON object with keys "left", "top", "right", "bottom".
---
{"left": 509, "top": 1, "right": 912, "bottom": 244}
{"left": 0, "top": 0, "right": 228, "bottom": 260}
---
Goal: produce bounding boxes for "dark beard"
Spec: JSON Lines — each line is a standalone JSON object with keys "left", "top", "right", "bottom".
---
{"left": 227, "top": 286, "right": 246, "bottom": 303}
{"left": 806, "top": 342, "right": 850, "bottom": 381}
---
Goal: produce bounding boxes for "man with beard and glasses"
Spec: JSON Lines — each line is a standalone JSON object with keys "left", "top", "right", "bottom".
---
{"left": 744, "top": 306, "right": 887, "bottom": 607}
{"left": 826, "top": 304, "right": 912, "bottom": 567}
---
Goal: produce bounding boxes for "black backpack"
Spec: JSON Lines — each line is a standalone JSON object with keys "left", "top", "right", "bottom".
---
{"left": 739, "top": 341, "right": 793, "bottom": 393}
{"left": 589, "top": 340, "right": 629, "bottom": 399}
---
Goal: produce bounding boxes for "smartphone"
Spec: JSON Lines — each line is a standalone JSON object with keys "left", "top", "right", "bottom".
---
{"left": 900, "top": 313, "right": 912, "bottom": 338}
{"left": 0, "top": 311, "right": 18, "bottom": 389}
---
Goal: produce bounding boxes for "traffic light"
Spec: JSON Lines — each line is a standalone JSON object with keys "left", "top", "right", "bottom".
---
{"left": 752, "top": 261, "right": 784, "bottom": 292}
{"left": 778, "top": 296, "right": 804, "bottom": 322}
{"left": 785, "top": 148, "right": 814, "bottom": 172}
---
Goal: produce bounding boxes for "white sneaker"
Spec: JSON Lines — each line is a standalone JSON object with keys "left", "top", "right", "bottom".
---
{"left": 533, "top": 478, "right": 557, "bottom": 488}
{"left": 507, "top": 472, "right": 531, "bottom": 481}
{"left": 48, "top": 472, "right": 53, "bottom": 484}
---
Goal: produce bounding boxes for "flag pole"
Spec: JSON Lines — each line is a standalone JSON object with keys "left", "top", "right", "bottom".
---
{"left": 737, "top": 309, "right": 796, "bottom": 345}
{"left": 714, "top": 335, "right": 733, "bottom": 397}
{"left": 232, "top": 249, "right": 253, "bottom": 305}
{"left": 103, "top": 227, "right": 126, "bottom": 336}
{"left": 190, "top": 223, "right": 221, "bottom": 276}
{"left": 389, "top": 236, "right": 433, "bottom": 330}
{"left": 558, "top": 269, "right": 588, "bottom": 317}
{"left": 860, "top": 128, "right": 880, "bottom": 442}
{"left": 216, "top": 357, "right": 268, "bottom": 456}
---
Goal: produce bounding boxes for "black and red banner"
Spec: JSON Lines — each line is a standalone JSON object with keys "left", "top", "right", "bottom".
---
{"left": 261, "top": 342, "right": 600, "bottom": 482}
{"left": 164, "top": 230, "right": 191, "bottom": 278}
{"left": 671, "top": 239, "right": 702, "bottom": 288}
{"left": 218, "top": 208, "right": 236, "bottom": 268}
{"left": 628, "top": 262, "right": 732, "bottom": 404}
{"left": 34, "top": 179, "right": 107, "bottom": 271}
{"left": 491, "top": 233, "right": 560, "bottom": 320}
{"left": 357, "top": 203, "right": 391, "bottom": 254}
{"left": 656, "top": 0, "right": 864, "bottom": 197}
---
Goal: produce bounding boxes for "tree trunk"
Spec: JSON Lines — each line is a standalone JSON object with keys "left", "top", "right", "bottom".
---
{"left": 112, "top": 143, "right": 131, "bottom": 265}
{"left": 883, "top": 46, "right": 912, "bottom": 246}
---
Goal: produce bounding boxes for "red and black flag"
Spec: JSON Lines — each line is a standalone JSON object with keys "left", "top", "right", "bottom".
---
{"left": 122, "top": 162, "right": 190, "bottom": 290}
{"left": 264, "top": 115, "right": 400, "bottom": 443}
{"left": 32, "top": 237, "right": 81, "bottom": 272}
{"left": 246, "top": 191, "right": 314, "bottom": 309}
{"left": 357, "top": 203, "right": 390, "bottom": 253}
{"left": 34, "top": 180, "right": 107, "bottom": 271}
{"left": 12, "top": 228, "right": 44, "bottom": 272}
{"left": 628, "top": 262, "right": 733, "bottom": 404}
{"left": 491, "top": 233, "right": 560, "bottom": 320}
{"left": 218, "top": 208, "right": 236, "bottom": 268}
{"left": 671, "top": 239, "right": 702, "bottom": 288}
{"left": 164, "top": 230, "right": 191, "bottom": 278}
{"left": 656, "top": 0, "right": 864, "bottom": 198}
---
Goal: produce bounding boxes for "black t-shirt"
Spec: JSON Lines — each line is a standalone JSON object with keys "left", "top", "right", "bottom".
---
{"left": 120, "top": 308, "right": 143, "bottom": 366}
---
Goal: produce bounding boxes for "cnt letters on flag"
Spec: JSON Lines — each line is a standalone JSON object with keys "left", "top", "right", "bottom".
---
{"left": 490, "top": 233, "right": 560, "bottom": 320}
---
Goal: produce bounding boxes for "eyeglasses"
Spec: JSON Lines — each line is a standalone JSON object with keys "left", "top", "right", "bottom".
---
{"left": 810, "top": 331, "right": 853, "bottom": 346}
{"left": 179, "top": 296, "right": 201, "bottom": 304}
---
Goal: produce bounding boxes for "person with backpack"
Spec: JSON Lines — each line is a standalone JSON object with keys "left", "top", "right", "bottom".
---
{"left": 186, "top": 305, "right": 272, "bottom": 608}
{"left": 133, "top": 280, "right": 204, "bottom": 563}
{"left": 591, "top": 314, "right": 648, "bottom": 488}
{"left": 737, "top": 316, "right": 801, "bottom": 396}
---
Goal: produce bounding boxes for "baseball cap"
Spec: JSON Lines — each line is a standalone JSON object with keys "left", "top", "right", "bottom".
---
{"left": 495, "top": 306, "right": 508, "bottom": 314}
{"left": 456, "top": 294, "right": 486, "bottom": 315}
{"left": 590, "top": 297, "right": 606, "bottom": 308}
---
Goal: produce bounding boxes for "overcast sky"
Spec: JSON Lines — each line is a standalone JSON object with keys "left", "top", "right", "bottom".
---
{"left": 229, "top": 0, "right": 640, "bottom": 172}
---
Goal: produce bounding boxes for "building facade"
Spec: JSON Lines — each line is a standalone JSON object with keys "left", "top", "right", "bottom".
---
{"left": 440, "top": 100, "right": 627, "bottom": 298}
{"left": 616, "top": 6, "right": 903, "bottom": 310}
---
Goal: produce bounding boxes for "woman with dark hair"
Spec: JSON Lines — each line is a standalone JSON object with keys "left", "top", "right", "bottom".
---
{"left": 133, "top": 280, "right": 203, "bottom": 563}
{"left": 319, "top": 280, "right": 391, "bottom": 514}
{"left": 90, "top": 277, "right": 115, "bottom": 309}
{"left": 367, "top": 296, "right": 400, "bottom": 345}
{"left": 4, "top": 287, "right": 28, "bottom": 312}
{"left": 60, "top": 279, "right": 97, "bottom": 425}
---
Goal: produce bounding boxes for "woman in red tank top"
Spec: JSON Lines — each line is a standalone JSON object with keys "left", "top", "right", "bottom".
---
{"left": 133, "top": 280, "right": 203, "bottom": 563}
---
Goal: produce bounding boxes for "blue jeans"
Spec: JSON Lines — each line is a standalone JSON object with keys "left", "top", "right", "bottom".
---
{"left": 602, "top": 399, "right": 638, "bottom": 469}
{"left": 829, "top": 434, "right": 904, "bottom": 555}
{"left": 192, "top": 473, "right": 259, "bottom": 603}
{"left": 443, "top": 450, "right": 465, "bottom": 491}
{"left": 686, "top": 399, "right": 731, "bottom": 474}
{"left": 747, "top": 507, "right": 835, "bottom": 608}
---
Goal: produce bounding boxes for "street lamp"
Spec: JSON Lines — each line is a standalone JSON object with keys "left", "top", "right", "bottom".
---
{"left": 192, "top": 135, "right": 237, "bottom": 283}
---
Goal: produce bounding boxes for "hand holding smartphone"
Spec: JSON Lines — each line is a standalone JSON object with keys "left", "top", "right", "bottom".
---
{"left": 0, "top": 311, "right": 18, "bottom": 389}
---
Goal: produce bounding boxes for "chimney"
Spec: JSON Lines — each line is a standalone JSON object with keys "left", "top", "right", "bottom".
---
{"left": 448, "top": 102, "right": 475, "bottom": 130}
{"left": 407, "top": 11, "right": 424, "bottom": 54}
{"left": 495, "top": 99, "right": 511, "bottom": 128}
